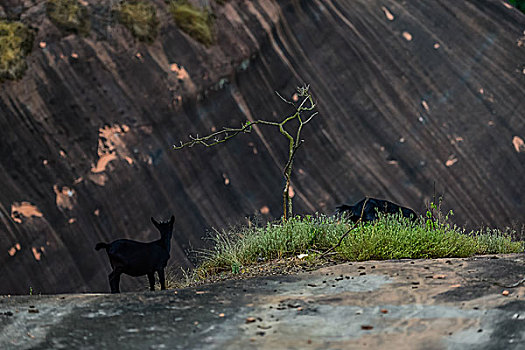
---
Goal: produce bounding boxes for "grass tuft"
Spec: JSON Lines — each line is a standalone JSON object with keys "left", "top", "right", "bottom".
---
{"left": 194, "top": 213, "right": 524, "bottom": 278}
{"left": 0, "top": 20, "right": 35, "bottom": 81}
{"left": 168, "top": 0, "right": 214, "bottom": 46}
{"left": 46, "top": 0, "right": 91, "bottom": 36}
{"left": 115, "top": 1, "right": 159, "bottom": 43}
{"left": 474, "top": 227, "right": 523, "bottom": 254}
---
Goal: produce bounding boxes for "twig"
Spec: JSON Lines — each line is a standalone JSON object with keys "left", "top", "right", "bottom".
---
{"left": 319, "top": 221, "right": 360, "bottom": 259}
{"left": 320, "top": 198, "right": 370, "bottom": 258}
{"left": 494, "top": 278, "right": 525, "bottom": 288}
{"left": 303, "top": 111, "right": 318, "bottom": 124}
{"left": 275, "top": 90, "right": 296, "bottom": 107}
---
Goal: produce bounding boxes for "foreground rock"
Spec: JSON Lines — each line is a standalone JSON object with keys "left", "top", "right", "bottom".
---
{"left": 2, "top": 254, "right": 525, "bottom": 349}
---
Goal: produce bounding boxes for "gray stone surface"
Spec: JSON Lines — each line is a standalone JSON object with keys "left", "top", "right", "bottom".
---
{"left": 1, "top": 254, "right": 525, "bottom": 349}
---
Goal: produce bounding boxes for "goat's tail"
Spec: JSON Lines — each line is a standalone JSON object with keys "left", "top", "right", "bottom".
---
{"left": 95, "top": 242, "right": 109, "bottom": 251}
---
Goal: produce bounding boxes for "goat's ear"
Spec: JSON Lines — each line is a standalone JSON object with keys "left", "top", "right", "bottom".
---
{"left": 151, "top": 217, "right": 159, "bottom": 227}
{"left": 169, "top": 215, "right": 174, "bottom": 225}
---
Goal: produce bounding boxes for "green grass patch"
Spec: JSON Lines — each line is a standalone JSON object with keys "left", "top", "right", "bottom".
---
{"left": 0, "top": 20, "right": 35, "bottom": 81}
{"left": 474, "top": 227, "right": 523, "bottom": 254}
{"left": 115, "top": 1, "right": 159, "bottom": 43}
{"left": 46, "top": 0, "right": 91, "bottom": 35}
{"left": 195, "top": 214, "right": 524, "bottom": 277}
{"left": 168, "top": 0, "right": 214, "bottom": 46}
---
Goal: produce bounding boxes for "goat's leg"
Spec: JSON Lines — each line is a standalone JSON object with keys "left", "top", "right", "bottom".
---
{"left": 109, "top": 270, "right": 121, "bottom": 293}
{"left": 147, "top": 272, "right": 155, "bottom": 291}
{"left": 158, "top": 269, "right": 166, "bottom": 290}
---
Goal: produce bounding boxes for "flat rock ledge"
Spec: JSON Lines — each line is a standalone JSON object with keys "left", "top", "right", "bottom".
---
{"left": 1, "top": 254, "right": 525, "bottom": 349}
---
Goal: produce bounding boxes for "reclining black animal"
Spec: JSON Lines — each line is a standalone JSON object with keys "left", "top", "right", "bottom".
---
{"left": 335, "top": 197, "right": 417, "bottom": 223}
{"left": 95, "top": 216, "right": 174, "bottom": 293}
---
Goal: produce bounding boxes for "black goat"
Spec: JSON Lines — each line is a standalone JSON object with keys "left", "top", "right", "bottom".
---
{"left": 95, "top": 216, "right": 174, "bottom": 293}
{"left": 336, "top": 197, "right": 417, "bottom": 223}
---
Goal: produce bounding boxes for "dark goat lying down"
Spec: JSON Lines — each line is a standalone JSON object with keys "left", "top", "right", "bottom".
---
{"left": 336, "top": 197, "right": 417, "bottom": 223}
{"left": 95, "top": 216, "right": 174, "bottom": 293}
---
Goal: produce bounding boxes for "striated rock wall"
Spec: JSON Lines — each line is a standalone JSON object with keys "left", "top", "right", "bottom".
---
{"left": 0, "top": 0, "right": 524, "bottom": 294}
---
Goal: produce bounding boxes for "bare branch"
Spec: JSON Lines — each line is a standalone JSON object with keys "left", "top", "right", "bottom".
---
{"left": 275, "top": 90, "right": 296, "bottom": 107}
{"left": 297, "top": 95, "right": 310, "bottom": 111}
{"left": 303, "top": 111, "right": 318, "bottom": 124}
{"left": 172, "top": 119, "right": 285, "bottom": 150}
{"left": 283, "top": 139, "right": 304, "bottom": 175}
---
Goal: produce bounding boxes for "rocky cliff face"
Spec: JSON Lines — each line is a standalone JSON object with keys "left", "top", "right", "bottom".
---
{"left": 1, "top": 0, "right": 524, "bottom": 294}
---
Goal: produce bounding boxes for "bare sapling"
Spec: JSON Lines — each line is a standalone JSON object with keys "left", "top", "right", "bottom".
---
{"left": 173, "top": 85, "right": 318, "bottom": 221}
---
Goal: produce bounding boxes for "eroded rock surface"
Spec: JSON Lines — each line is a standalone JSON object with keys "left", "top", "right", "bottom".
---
{"left": 1, "top": 255, "right": 525, "bottom": 349}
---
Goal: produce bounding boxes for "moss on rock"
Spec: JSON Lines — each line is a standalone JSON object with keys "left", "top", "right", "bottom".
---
{"left": 0, "top": 20, "right": 35, "bottom": 81}
{"left": 169, "top": 0, "right": 214, "bottom": 47}
{"left": 116, "top": 1, "right": 159, "bottom": 43}
{"left": 46, "top": 0, "right": 91, "bottom": 36}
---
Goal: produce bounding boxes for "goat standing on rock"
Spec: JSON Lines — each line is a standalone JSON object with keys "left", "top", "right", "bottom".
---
{"left": 95, "top": 216, "right": 174, "bottom": 293}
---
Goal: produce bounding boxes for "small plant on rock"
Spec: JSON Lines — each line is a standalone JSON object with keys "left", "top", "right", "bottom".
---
{"left": 168, "top": 0, "right": 214, "bottom": 46}
{"left": 0, "top": 20, "right": 35, "bottom": 81}
{"left": 115, "top": 1, "right": 159, "bottom": 43}
{"left": 46, "top": 0, "right": 91, "bottom": 36}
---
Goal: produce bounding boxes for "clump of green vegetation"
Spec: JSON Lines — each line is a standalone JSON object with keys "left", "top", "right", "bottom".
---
{"left": 509, "top": 0, "right": 525, "bottom": 13}
{"left": 0, "top": 20, "right": 35, "bottom": 81}
{"left": 195, "top": 213, "right": 523, "bottom": 277}
{"left": 474, "top": 227, "right": 522, "bottom": 254}
{"left": 168, "top": 0, "right": 214, "bottom": 46}
{"left": 115, "top": 1, "right": 159, "bottom": 43}
{"left": 46, "top": 0, "right": 91, "bottom": 35}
